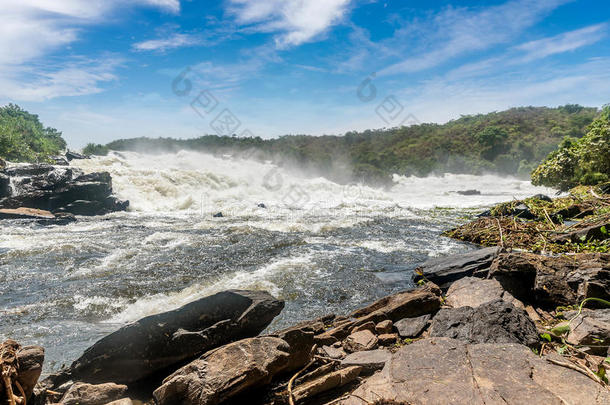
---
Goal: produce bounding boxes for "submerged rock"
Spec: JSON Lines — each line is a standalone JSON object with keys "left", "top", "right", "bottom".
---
{"left": 456, "top": 189, "right": 481, "bottom": 195}
{"left": 341, "top": 338, "right": 610, "bottom": 404}
{"left": 153, "top": 337, "right": 291, "bottom": 405}
{"left": 53, "top": 290, "right": 284, "bottom": 385}
{"left": 413, "top": 247, "right": 501, "bottom": 289}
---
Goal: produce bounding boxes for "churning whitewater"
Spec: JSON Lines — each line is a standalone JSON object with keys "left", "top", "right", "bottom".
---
{"left": 0, "top": 151, "right": 555, "bottom": 372}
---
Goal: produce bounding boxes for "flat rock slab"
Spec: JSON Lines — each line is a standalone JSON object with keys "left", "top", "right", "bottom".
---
{"left": 341, "top": 338, "right": 610, "bottom": 404}
{"left": 58, "top": 290, "right": 284, "bottom": 385}
{"left": 340, "top": 349, "right": 391, "bottom": 372}
{"left": 429, "top": 299, "right": 538, "bottom": 346}
{"left": 445, "top": 277, "right": 524, "bottom": 309}
{"left": 0, "top": 207, "right": 55, "bottom": 219}
{"left": 413, "top": 247, "right": 500, "bottom": 289}
{"left": 153, "top": 337, "right": 291, "bottom": 405}
{"left": 567, "top": 309, "right": 610, "bottom": 355}
{"left": 394, "top": 314, "right": 430, "bottom": 338}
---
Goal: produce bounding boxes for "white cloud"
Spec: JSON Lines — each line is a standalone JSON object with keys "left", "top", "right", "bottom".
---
{"left": 516, "top": 23, "right": 607, "bottom": 62}
{"left": 379, "top": 0, "right": 574, "bottom": 76}
{"left": 133, "top": 33, "right": 202, "bottom": 52}
{"left": 227, "top": 0, "right": 352, "bottom": 48}
{"left": 0, "top": 0, "right": 180, "bottom": 101}
{"left": 0, "top": 58, "right": 122, "bottom": 102}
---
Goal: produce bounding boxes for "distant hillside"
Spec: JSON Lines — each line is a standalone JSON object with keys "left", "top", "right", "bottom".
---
{"left": 107, "top": 105, "right": 600, "bottom": 185}
{"left": 0, "top": 104, "right": 66, "bottom": 162}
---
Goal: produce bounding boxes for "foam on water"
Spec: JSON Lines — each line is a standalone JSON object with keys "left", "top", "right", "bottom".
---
{"left": 72, "top": 151, "right": 556, "bottom": 216}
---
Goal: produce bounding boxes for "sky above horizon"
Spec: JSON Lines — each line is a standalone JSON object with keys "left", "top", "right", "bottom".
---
{"left": 0, "top": 0, "right": 609, "bottom": 148}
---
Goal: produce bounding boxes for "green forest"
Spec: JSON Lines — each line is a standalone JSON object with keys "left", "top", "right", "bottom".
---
{"left": 107, "top": 105, "right": 600, "bottom": 185}
{"left": 0, "top": 104, "right": 66, "bottom": 162}
{"left": 1, "top": 103, "right": 608, "bottom": 191}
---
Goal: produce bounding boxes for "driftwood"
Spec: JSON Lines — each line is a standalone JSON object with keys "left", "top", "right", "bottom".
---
{"left": 1, "top": 340, "right": 25, "bottom": 405}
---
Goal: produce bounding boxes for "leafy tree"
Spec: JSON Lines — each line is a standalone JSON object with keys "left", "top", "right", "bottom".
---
{"left": 83, "top": 143, "right": 109, "bottom": 156}
{"left": 475, "top": 126, "right": 509, "bottom": 160}
{"left": 0, "top": 104, "right": 66, "bottom": 162}
{"left": 532, "top": 106, "right": 610, "bottom": 191}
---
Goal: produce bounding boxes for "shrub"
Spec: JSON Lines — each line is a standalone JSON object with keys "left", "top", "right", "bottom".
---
{"left": 532, "top": 106, "right": 610, "bottom": 191}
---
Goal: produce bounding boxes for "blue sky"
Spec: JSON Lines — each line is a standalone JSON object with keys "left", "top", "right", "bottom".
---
{"left": 1, "top": 0, "right": 609, "bottom": 147}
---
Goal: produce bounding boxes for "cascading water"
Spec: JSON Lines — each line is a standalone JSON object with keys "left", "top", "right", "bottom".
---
{"left": 0, "top": 150, "right": 556, "bottom": 372}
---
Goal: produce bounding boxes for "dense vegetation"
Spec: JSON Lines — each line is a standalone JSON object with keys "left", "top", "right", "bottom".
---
{"left": 0, "top": 104, "right": 66, "bottom": 162}
{"left": 83, "top": 143, "right": 109, "bottom": 156}
{"left": 532, "top": 105, "right": 610, "bottom": 191}
{"left": 107, "top": 105, "right": 599, "bottom": 185}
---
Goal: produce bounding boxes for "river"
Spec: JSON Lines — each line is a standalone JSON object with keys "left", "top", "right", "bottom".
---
{"left": 0, "top": 150, "right": 555, "bottom": 372}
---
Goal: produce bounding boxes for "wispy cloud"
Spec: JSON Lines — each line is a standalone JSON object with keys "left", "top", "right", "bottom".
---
{"left": 516, "top": 23, "right": 607, "bottom": 62}
{"left": 0, "top": 58, "right": 122, "bottom": 102}
{"left": 0, "top": 0, "right": 180, "bottom": 101}
{"left": 226, "top": 0, "right": 352, "bottom": 48}
{"left": 379, "top": 0, "right": 574, "bottom": 76}
{"left": 133, "top": 33, "right": 203, "bottom": 52}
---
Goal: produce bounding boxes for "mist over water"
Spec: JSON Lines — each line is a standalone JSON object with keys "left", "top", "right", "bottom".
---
{"left": 0, "top": 151, "right": 556, "bottom": 372}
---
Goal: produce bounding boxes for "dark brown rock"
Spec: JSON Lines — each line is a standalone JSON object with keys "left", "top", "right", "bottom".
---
{"left": 153, "top": 337, "right": 291, "bottom": 405}
{"left": 15, "top": 345, "right": 45, "bottom": 400}
{"left": 350, "top": 282, "right": 442, "bottom": 325}
{"left": 429, "top": 299, "right": 539, "bottom": 346}
{"left": 489, "top": 252, "right": 610, "bottom": 307}
{"left": 290, "top": 366, "right": 362, "bottom": 403}
{"left": 57, "top": 290, "right": 284, "bottom": 385}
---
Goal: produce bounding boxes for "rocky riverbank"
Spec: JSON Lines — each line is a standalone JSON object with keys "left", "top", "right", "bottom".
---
{"left": 3, "top": 250, "right": 609, "bottom": 404}
{"left": 2, "top": 189, "right": 610, "bottom": 404}
{"left": 0, "top": 154, "right": 128, "bottom": 223}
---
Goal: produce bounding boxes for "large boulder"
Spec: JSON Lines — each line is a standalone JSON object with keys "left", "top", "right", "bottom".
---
{"left": 566, "top": 309, "right": 610, "bottom": 355}
{"left": 153, "top": 337, "right": 291, "bottom": 405}
{"left": 60, "top": 382, "right": 128, "bottom": 405}
{"left": 350, "top": 282, "right": 442, "bottom": 325}
{"left": 445, "top": 276, "right": 524, "bottom": 309}
{"left": 413, "top": 247, "right": 501, "bottom": 289}
{"left": 341, "top": 338, "right": 610, "bottom": 404}
{"left": 54, "top": 290, "right": 284, "bottom": 385}
{"left": 0, "top": 166, "right": 127, "bottom": 216}
{"left": 489, "top": 252, "right": 610, "bottom": 307}
{"left": 429, "top": 299, "right": 539, "bottom": 346}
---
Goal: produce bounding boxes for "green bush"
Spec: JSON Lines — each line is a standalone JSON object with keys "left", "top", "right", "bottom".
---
{"left": 532, "top": 106, "right": 610, "bottom": 191}
{"left": 83, "top": 143, "right": 109, "bottom": 156}
{"left": 0, "top": 104, "right": 66, "bottom": 162}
